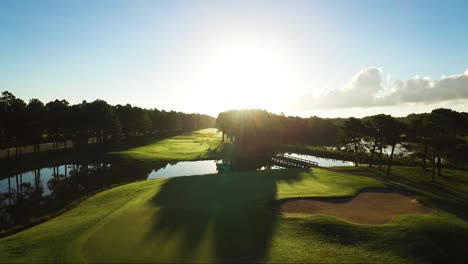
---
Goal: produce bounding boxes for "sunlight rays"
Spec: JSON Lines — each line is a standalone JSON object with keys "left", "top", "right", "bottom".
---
{"left": 190, "top": 36, "right": 305, "bottom": 114}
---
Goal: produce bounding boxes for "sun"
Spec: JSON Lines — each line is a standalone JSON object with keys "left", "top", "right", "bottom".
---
{"left": 192, "top": 37, "right": 303, "bottom": 114}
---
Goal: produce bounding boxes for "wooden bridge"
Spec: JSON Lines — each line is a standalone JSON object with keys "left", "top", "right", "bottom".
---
{"left": 271, "top": 154, "right": 319, "bottom": 168}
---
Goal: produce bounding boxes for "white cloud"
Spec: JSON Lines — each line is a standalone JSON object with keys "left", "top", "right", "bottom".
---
{"left": 393, "top": 70, "right": 468, "bottom": 103}
{"left": 296, "top": 68, "right": 468, "bottom": 110}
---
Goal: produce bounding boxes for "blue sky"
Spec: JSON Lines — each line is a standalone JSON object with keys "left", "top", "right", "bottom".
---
{"left": 1, "top": 0, "right": 467, "bottom": 117}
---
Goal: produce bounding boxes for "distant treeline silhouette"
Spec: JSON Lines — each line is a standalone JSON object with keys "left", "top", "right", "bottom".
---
{"left": 216, "top": 109, "right": 468, "bottom": 179}
{"left": 0, "top": 91, "right": 215, "bottom": 157}
{"left": 217, "top": 109, "right": 340, "bottom": 146}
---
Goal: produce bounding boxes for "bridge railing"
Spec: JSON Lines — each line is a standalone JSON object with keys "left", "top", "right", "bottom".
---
{"left": 275, "top": 154, "right": 319, "bottom": 167}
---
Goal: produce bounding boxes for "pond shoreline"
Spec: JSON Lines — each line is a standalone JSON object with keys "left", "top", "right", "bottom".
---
{"left": 0, "top": 153, "right": 355, "bottom": 235}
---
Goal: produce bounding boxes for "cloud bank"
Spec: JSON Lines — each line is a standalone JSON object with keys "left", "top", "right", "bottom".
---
{"left": 393, "top": 70, "right": 468, "bottom": 103}
{"left": 299, "top": 68, "right": 468, "bottom": 109}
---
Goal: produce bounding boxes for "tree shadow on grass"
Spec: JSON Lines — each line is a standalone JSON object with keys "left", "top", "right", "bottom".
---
{"left": 345, "top": 169, "right": 468, "bottom": 262}
{"left": 295, "top": 215, "right": 468, "bottom": 263}
{"left": 145, "top": 169, "right": 304, "bottom": 262}
{"left": 197, "top": 142, "right": 225, "bottom": 160}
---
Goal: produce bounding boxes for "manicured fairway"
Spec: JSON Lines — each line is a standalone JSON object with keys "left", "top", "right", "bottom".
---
{"left": 1, "top": 167, "right": 467, "bottom": 263}
{"left": 108, "top": 128, "right": 223, "bottom": 161}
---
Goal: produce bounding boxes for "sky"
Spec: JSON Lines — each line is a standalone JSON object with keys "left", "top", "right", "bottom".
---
{"left": 1, "top": 0, "right": 467, "bottom": 118}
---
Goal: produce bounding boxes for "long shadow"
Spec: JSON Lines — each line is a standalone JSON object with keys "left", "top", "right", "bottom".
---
{"left": 293, "top": 215, "right": 468, "bottom": 263}
{"left": 197, "top": 141, "right": 225, "bottom": 160}
{"left": 144, "top": 167, "right": 468, "bottom": 263}
{"left": 146, "top": 169, "right": 304, "bottom": 262}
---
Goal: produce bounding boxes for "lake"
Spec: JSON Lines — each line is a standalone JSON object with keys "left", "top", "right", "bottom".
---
{"left": 286, "top": 153, "right": 355, "bottom": 167}
{"left": 0, "top": 153, "right": 353, "bottom": 230}
{"left": 147, "top": 160, "right": 217, "bottom": 179}
{"left": 1, "top": 153, "right": 354, "bottom": 202}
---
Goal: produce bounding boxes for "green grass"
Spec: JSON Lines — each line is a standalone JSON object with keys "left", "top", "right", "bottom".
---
{"left": 329, "top": 166, "right": 468, "bottom": 218}
{"left": 390, "top": 166, "right": 468, "bottom": 194}
{"left": 1, "top": 130, "right": 216, "bottom": 176}
{"left": 1, "top": 167, "right": 467, "bottom": 263}
{"left": 107, "top": 128, "right": 223, "bottom": 161}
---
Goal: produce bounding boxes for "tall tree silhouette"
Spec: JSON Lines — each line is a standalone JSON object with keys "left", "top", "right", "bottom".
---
{"left": 0, "top": 91, "right": 215, "bottom": 158}
{"left": 340, "top": 117, "right": 366, "bottom": 166}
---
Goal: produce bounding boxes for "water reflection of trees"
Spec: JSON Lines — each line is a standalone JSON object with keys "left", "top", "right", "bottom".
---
{"left": 216, "top": 157, "right": 275, "bottom": 173}
{"left": 1, "top": 162, "right": 168, "bottom": 231}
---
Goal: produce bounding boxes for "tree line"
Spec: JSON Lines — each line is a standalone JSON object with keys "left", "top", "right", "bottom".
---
{"left": 0, "top": 91, "right": 215, "bottom": 158}
{"left": 341, "top": 109, "right": 468, "bottom": 178}
{"left": 1, "top": 162, "right": 168, "bottom": 231}
{"left": 216, "top": 108, "right": 468, "bottom": 180}
{"left": 216, "top": 109, "right": 339, "bottom": 149}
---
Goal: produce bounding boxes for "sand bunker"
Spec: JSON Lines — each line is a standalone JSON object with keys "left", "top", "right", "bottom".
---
{"left": 279, "top": 189, "right": 432, "bottom": 224}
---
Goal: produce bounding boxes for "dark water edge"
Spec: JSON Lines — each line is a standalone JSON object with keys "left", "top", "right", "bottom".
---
{"left": 0, "top": 154, "right": 353, "bottom": 235}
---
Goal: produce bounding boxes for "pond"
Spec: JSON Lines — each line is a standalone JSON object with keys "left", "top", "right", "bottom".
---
{"left": 148, "top": 160, "right": 218, "bottom": 179}
{"left": 286, "top": 153, "right": 355, "bottom": 167}
{"left": 0, "top": 154, "right": 353, "bottom": 196}
{"left": 0, "top": 153, "right": 353, "bottom": 231}
{"left": 147, "top": 153, "right": 353, "bottom": 179}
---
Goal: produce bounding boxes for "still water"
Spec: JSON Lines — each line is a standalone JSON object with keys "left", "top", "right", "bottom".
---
{"left": 287, "top": 153, "right": 354, "bottom": 167}
{"left": 146, "top": 153, "right": 353, "bottom": 179}
{"left": 148, "top": 160, "right": 217, "bottom": 179}
{"left": 0, "top": 154, "right": 354, "bottom": 204}
{"left": 0, "top": 153, "right": 352, "bottom": 230}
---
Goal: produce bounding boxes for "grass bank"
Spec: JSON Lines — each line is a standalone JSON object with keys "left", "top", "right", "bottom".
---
{"left": 107, "top": 128, "right": 223, "bottom": 161}
{"left": 1, "top": 166, "right": 467, "bottom": 263}
{"left": 1, "top": 129, "right": 222, "bottom": 178}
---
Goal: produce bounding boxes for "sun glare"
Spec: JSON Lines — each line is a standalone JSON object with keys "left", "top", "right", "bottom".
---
{"left": 193, "top": 37, "right": 303, "bottom": 113}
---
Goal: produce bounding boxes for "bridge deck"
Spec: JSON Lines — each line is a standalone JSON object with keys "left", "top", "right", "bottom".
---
{"left": 271, "top": 154, "right": 319, "bottom": 168}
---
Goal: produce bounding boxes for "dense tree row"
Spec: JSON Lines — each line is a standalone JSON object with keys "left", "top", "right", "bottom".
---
{"left": 340, "top": 109, "right": 468, "bottom": 178}
{"left": 216, "top": 109, "right": 339, "bottom": 149}
{"left": 0, "top": 91, "right": 215, "bottom": 157}
{"left": 216, "top": 108, "right": 468, "bottom": 179}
